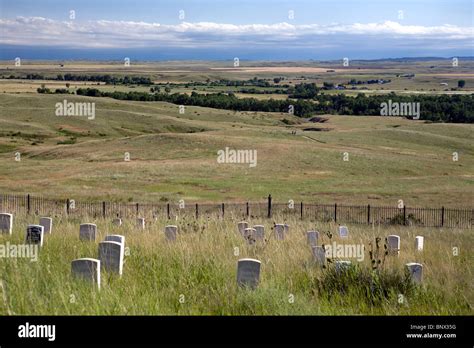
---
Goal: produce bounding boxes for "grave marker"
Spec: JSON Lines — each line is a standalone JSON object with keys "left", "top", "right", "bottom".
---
{"left": 39, "top": 217, "right": 52, "bottom": 234}
{"left": 338, "top": 225, "right": 349, "bottom": 238}
{"left": 406, "top": 263, "right": 423, "bottom": 283}
{"left": 253, "top": 225, "right": 265, "bottom": 240}
{"left": 415, "top": 236, "right": 424, "bottom": 251}
{"left": 274, "top": 224, "right": 285, "bottom": 240}
{"left": 335, "top": 260, "right": 352, "bottom": 272}
{"left": 71, "top": 258, "right": 101, "bottom": 289}
{"left": 98, "top": 241, "right": 124, "bottom": 276}
{"left": 243, "top": 228, "right": 256, "bottom": 245}
{"left": 137, "top": 218, "right": 145, "bottom": 229}
{"left": 237, "top": 258, "right": 261, "bottom": 289}
{"left": 387, "top": 235, "right": 400, "bottom": 255}
{"left": 165, "top": 225, "right": 178, "bottom": 241}
{"left": 312, "top": 246, "right": 326, "bottom": 266}
{"left": 79, "top": 223, "right": 97, "bottom": 241}
{"left": 237, "top": 221, "right": 249, "bottom": 235}
{"left": 25, "top": 225, "right": 44, "bottom": 247}
{"left": 112, "top": 218, "right": 122, "bottom": 226}
{"left": 307, "top": 231, "right": 319, "bottom": 247}
{"left": 284, "top": 224, "right": 289, "bottom": 233}
{"left": 105, "top": 234, "right": 125, "bottom": 246}
{"left": 0, "top": 213, "right": 13, "bottom": 235}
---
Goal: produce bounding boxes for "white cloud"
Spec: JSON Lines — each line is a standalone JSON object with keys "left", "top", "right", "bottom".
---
{"left": 0, "top": 16, "right": 472, "bottom": 48}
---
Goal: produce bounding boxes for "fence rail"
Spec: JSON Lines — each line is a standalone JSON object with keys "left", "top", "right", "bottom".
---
{"left": 0, "top": 193, "right": 472, "bottom": 228}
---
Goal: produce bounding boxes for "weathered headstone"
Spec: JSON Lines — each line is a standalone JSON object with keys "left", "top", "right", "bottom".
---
{"left": 335, "top": 260, "right": 352, "bottom": 272}
{"left": 274, "top": 224, "right": 285, "bottom": 240}
{"left": 253, "top": 225, "right": 265, "bottom": 240}
{"left": 312, "top": 246, "right": 326, "bottom": 266}
{"left": 25, "top": 225, "right": 44, "bottom": 247}
{"left": 136, "top": 218, "right": 145, "bottom": 229}
{"left": 112, "top": 218, "right": 122, "bottom": 226}
{"left": 237, "top": 258, "right": 261, "bottom": 289}
{"left": 415, "top": 236, "right": 424, "bottom": 251}
{"left": 307, "top": 231, "right": 319, "bottom": 247}
{"left": 387, "top": 235, "right": 400, "bottom": 255}
{"left": 79, "top": 223, "right": 97, "bottom": 241}
{"left": 243, "top": 228, "right": 256, "bottom": 245}
{"left": 98, "top": 241, "right": 124, "bottom": 276}
{"left": 0, "top": 213, "right": 13, "bottom": 235}
{"left": 105, "top": 234, "right": 125, "bottom": 246}
{"left": 39, "top": 217, "right": 52, "bottom": 234}
{"left": 237, "top": 221, "right": 249, "bottom": 236}
{"left": 338, "top": 225, "right": 349, "bottom": 238}
{"left": 406, "top": 263, "right": 423, "bottom": 283}
{"left": 165, "top": 225, "right": 178, "bottom": 241}
{"left": 71, "top": 258, "right": 101, "bottom": 289}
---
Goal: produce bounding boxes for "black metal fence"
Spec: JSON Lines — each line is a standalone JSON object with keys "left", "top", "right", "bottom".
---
{"left": 0, "top": 193, "right": 472, "bottom": 228}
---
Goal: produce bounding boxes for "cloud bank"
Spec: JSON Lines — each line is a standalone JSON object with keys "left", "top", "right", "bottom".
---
{"left": 1, "top": 16, "right": 472, "bottom": 50}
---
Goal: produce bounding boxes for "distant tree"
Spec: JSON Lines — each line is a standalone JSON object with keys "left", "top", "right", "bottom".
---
{"left": 458, "top": 80, "right": 466, "bottom": 88}
{"left": 164, "top": 87, "right": 171, "bottom": 93}
{"left": 66, "top": 83, "right": 70, "bottom": 88}
{"left": 273, "top": 77, "right": 282, "bottom": 84}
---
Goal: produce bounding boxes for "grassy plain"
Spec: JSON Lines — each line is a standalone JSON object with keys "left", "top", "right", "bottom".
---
{"left": 0, "top": 91, "right": 472, "bottom": 206}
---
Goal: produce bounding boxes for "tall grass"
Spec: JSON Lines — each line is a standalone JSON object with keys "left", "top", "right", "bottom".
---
{"left": 0, "top": 213, "right": 472, "bottom": 315}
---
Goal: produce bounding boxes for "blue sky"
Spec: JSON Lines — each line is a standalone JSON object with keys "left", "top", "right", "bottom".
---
{"left": 0, "top": 0, "right": 472, "bottom": 60}
{"left": 2, "top": 0, "right": 472, "bottom": 25}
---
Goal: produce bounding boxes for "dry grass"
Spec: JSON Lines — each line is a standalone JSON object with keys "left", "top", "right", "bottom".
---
{"left": 0, "top": 213, "right": 472, "bottom": 315}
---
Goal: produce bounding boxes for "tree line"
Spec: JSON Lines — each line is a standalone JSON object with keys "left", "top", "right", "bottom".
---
{"left": 68, "top": 87, "right": 474, "bottom": 123}
{"left": 4, "top": 73, "right": 152, "bottom": 85}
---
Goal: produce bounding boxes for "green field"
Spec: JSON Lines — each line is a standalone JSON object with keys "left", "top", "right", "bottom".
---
{"left": 0, "top": 91, "right": 472, "bottom": 206}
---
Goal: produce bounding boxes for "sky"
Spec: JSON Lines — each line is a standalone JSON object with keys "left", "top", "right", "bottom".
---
{"left": 0, "top": 0, "right": 473, "bottom": 60}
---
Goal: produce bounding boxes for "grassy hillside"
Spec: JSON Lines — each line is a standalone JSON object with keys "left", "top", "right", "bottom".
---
{"left": 0, "top": 93, "right": 472, "bottom": 206}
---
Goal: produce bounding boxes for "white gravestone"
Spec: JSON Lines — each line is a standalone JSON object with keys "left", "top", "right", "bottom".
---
{"left": 165, "top": 225, "right": 178, "bottom": 241}
{"left": 406, "top": 263, "right": 423, "bottom": 283}
{"left": 338, "top": 226, "right": 349, "bottom": 238}
{"left": 415, "top": 236, "right": 424, "bottom": 251}
{"left": 253, "top": 225, "right": 265, "bottom": 240}
{"left": 243, "top": 228, "right": 256, "bottom": 245}
{"left": 312, "top": 246, "right": 326, "bottom": 266}
{"left": 79, "top": 223, "right": 97, "bottom": 241}
{"left": 307, "top": 231, "right": 319, "bottom": 247}
{"left": 25, "top": 225, "right": 44, "bottom": 247}
{"left": 237, "top": 258, "right": 261, "bottom": 289}
{"left": 387, "top": 235, "right": 400, "bottom": 255}
{"left": 71, "top": 258, "right": 101, "bottom": 289}
{"left": 112, "top": 218, "right": 122, "bottom": 226}
{"left": 237, "top": 221, "right": 249, "bottom": 236}
{"left": 335, "top": 260, "right": 352, "bottom": 272}
{"left": 137, "top": 218, "right": 145, "bottom": 229}
{"left": 105, "top": 234, "right": 125, "bottom": 246}
{"left": 274, "top": 224, "right": 285, "bottom": 240}
{"left": 98, "top": 241, "right": 124, "bottom": 276}
{"left": 39, "top": 217, "right": 52, "bottom": 234}
{"left": 0, "top": 213, "right": 13, "bottom": 234}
